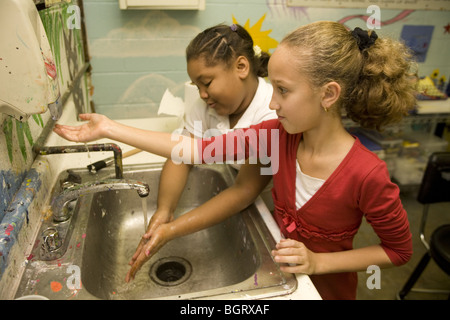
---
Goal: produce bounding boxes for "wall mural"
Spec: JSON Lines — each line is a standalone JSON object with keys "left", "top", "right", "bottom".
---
{"left": 232, "top": 14, "right": 279, "bottom": 53}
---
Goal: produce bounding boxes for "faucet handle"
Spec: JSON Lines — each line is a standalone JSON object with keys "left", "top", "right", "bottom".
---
{"left": 42, "top": 227, "right": 62, "bottom": 252}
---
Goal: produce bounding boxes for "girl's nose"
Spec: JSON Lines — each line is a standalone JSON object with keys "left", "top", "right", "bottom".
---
{"left": 199, "top": 88, "right": 209, "bottom": 100}
{"left": 269, "top": 97, "right": 279, "bottom": 111}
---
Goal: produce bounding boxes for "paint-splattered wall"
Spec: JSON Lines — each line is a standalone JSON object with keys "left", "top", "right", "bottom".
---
{"left": 83, "top": 0, "right": 450, "bottom": 119}
{"left": 0, "top": 1, "right": 89, "bottom": 237}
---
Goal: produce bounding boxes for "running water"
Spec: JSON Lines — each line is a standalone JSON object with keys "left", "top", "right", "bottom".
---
{"left": 142, "top": 198, "right": 148, "bottom": 233}
{"left": 84, "top": 143, "right": 92, "bottom": 167}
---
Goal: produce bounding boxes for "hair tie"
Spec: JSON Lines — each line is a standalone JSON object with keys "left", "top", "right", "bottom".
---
{"left": 230, "top": 24, "right": 238, "bottom": 32}
{"left": 351, "top": 27, "right": 378, "bottom": 51}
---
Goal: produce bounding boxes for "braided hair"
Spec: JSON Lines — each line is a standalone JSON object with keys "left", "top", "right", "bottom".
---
{"left": 186, "top": 24, "right": 269, "bottom": 77}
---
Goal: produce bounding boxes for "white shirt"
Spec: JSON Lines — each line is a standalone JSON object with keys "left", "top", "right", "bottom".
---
{"left": 184, "top": 77, "right": 277, "bottom": 138}
{"left": 295, "top": 161, "right": 325, "bottom": 210}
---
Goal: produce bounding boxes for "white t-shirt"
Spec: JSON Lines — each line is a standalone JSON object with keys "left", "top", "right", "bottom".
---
{"left": 295, "top": 161, "right": 325, "bottom": 210}
{"left": 184, "top": 77, "right": 277, "bottom": 138}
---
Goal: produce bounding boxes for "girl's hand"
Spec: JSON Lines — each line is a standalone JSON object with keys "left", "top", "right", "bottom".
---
{"left": 127, "top": 209, "right": 173, "bottom": 268}
{"left": 271, "top": 238, "right": 318, "bottom": 275}
{"left": 144, "top": 209, "right": 174, "bottom": 240}
{"left": 125, "top": 223, "right": 172, "bottom": 282}
{"left": 53, "top": 113, "right": 112, "bottom": 142}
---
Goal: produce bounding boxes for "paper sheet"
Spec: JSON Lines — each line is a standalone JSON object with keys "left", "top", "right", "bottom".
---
{"left": 157, "top": 88, "right": 185, "bottom": 117}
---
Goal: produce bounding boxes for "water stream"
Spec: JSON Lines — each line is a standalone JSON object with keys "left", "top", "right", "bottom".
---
{"left": 84, "top": 143, "right": 92, "bottom": 167}
{"left": 142, "top": 198, "right": 148, "bottom": 234}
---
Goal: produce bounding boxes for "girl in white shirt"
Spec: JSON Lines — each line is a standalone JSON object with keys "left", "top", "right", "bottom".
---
{"left": 138, "top": 24, "right": 276, "bottom": 264}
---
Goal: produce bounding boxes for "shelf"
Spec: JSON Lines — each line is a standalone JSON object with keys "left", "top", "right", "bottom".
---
{"left": 119, "top": 0, "right": 205, "bottom": 10}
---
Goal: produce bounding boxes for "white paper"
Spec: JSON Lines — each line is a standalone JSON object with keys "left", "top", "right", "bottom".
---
{"left": 157, "top": 88, "right": 185, "bottom": 117}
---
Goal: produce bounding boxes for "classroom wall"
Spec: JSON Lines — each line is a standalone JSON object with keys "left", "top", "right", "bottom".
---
{"left": 83, "top": 0, "right": 450, "bottom": 119}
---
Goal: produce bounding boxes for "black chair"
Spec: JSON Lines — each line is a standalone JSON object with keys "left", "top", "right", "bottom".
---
{"left": 397, "top": 152, "right": 450, "bottom": 300}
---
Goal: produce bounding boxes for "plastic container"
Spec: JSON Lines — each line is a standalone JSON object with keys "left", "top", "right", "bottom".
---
{"left": 405, "top": 132, "right": 448, "bottom": 158}
{"left": 393, "top": 156, "right": 427, "bottom": 185}
{"left": 401, "top": 138, "right": 421, "bottom": 158}
{"left": 358, "top": 128, "right": 403, "bottom": 156}
{"left": 350, "top": 129, "right": 385, "bottom": 159}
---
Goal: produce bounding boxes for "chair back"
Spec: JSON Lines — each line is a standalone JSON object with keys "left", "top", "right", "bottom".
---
{"left": 417, "top": 152, "right": 450, "bottom": 205}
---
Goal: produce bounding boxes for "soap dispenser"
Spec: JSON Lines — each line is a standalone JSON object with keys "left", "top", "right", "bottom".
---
{"left": 0, "top": 0, "right": 61, "bottom": 122}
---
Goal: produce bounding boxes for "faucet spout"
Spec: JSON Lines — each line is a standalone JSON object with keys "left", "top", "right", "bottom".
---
{"left": 51, "top": 179, "right": 150, "bottom": 222}
{"left": 34, "top": 143, "right": 124, "bottom": 179}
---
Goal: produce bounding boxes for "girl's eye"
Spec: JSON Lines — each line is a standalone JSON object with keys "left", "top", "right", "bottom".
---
{"left": 278, "top": 87, "right": 287, "bottom": 94}
{"left": 204, "top": 80, "right": 212, "bottom": 87}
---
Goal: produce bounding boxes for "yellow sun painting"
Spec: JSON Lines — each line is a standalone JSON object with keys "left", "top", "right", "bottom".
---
{"left": 232, "top": 14, "right": 279, "bottom": 53}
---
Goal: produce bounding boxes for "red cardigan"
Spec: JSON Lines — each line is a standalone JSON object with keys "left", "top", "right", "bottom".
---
{"left": 198, "top": 119, "right": 412, "bottom": 299}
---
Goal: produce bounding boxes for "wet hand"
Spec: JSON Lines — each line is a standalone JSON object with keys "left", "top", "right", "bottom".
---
{"left": 127, "top": 210, "right": 173, "bottom": 268}
{"left": 125, "top": 224, "right": 171, "bottom": 282}
{"left": 271, "top": 238, "right": 317, "bottom": 275}
{"left": 53, "top": 113, "right": 111, "bottom": 143}
{"left": 145, "top": 209, "right": 174, "bottom": 240}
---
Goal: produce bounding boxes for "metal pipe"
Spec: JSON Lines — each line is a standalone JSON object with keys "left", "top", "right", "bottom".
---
{"left": 33, "top": 143, "right": 123, "bottom": 179}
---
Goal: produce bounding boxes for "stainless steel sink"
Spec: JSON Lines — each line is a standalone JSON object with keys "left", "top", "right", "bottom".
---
{"left": 15, "top": 163, "right": 296, "bottom": 300}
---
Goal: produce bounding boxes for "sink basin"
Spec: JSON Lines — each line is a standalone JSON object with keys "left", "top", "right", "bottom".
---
{"left": 15, "top": 163, "right": 296, "bottom": 300}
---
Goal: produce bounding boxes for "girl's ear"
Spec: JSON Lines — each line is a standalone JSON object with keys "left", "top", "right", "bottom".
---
{"left": 321, "top": 82, "right": 341, "bottom": 111}
{"left": 235, "top": 56, "right": 250, "bottom": 79}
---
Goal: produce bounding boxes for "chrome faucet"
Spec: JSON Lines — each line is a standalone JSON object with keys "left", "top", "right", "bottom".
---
{"left": 33, "top": 143, "right": 124, "bottom": 179}
{"left": 40, "top": 178, "right": 150, "bottom": 260}
{"left": 51, "top": 179, "right": 149, "bottom": 222}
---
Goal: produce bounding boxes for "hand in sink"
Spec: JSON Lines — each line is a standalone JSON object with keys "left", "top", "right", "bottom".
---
{"left": 125, "top": 163, "right": 271, "bottom": 282}
{"left": 125, "top": 209, "right": 174, "bottom": 282}
{"left": 125, "top": 222, "right": 172, "bottom": 282}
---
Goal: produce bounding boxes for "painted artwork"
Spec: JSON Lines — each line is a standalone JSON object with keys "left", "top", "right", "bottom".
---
{"left": 0, "top": 0, "right": 89, "bottom": 288}
{"left": 400, "top": 25, "right": 435, "bottom": 62}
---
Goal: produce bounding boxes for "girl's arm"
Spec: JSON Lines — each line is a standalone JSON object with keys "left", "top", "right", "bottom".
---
{"left": 152, "top": 160, "right": 193, "bottom": 230}
{"left": 53, "top": 113, "right": 198, "bottom": 163}
{"left": 272, "top": 240, "right": 393, "bottom": 275}
{"left": 126, "top": 162, "right": 272, "bottom": 282}
{"left": 143, "top": 131, "right": 199, "bottom": 237}
{"left": 128, "top": 159, "right": 192, "bottom": 266}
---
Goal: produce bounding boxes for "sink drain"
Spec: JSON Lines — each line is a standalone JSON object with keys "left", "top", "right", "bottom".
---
{"left": 150, "top": 257, "right": 192, "bottom": 286}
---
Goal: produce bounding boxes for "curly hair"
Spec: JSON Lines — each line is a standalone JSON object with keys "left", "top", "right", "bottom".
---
{"left": 281, "top": 21, "right": 417, "bottom": 130}
{"left": 186, "top": 24, "right": 270, "bottom": 78}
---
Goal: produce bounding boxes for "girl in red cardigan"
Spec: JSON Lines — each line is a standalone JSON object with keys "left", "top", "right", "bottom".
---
{"left": 54, "top": 21, "right": 416, "bottom": 299}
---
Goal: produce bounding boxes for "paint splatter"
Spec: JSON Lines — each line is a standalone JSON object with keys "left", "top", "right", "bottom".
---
{"left": 50, "top": 281, "right": 63, "bottom": 292}
{"left": 254, "top": 273, "right": 258, "bottom": 286}
{"left": 5, "top": 223, "right": 15, "bottom": 236}
{"left": 44, "top": 60, "right": 57, "bottom": 79}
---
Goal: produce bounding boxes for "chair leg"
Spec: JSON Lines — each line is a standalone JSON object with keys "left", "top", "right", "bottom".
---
{"left": 398, "top": 252, "right": 431, "bottom": 300}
